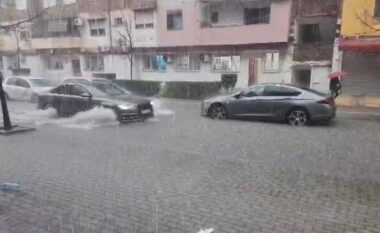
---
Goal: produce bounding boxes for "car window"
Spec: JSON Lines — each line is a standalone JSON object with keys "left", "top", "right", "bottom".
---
{"left": 69, "top": 85, "right": 89, "bottom": 96}
{"left": 263, "top": 85, "right": 301, "bottom": 97}
{"left": 6, "top": 78, "right": 18, "bottom": 86}
{"left": 243, "top": 85, "right": 265, "bottom": 97}
{"left": 17, "top": 78, "right": 30, "bottom": 88}
{"left": 92, "top": 82, "right": 126, "bottom": 96}
{"left": 50, "top": 85, "right": 67, "bottom": 95}
{"left": 29, "top": 79, "right": 51, "bottom": 87}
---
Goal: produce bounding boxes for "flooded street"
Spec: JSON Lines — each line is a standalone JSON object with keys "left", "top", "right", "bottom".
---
{"left": 1, "top": 100, "right": 380, "bottom": 233}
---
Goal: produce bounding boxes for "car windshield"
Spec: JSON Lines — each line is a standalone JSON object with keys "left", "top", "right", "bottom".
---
{"left": 92, "top": 82, "right": 130, "bottom": 96}
{"left": 1, "top": 1, "right": 380, "bottom": 233}
{"left": 29, "top": 79, "right": 51, "bottom": 87}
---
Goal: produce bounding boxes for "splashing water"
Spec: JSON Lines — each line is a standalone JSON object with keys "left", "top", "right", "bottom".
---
{"left": 151, "top": 99, "right": 174, "bottom": 116}
{"left": 8, "top": 107, "right": 118, "bottom": 130}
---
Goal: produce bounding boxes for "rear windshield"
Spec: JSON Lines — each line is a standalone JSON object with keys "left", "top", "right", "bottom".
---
{"left": 300, "top": 87, "right": 328, "bottom": 96}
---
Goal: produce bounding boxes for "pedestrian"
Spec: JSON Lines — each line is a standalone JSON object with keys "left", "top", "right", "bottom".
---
{"left": 330, "top": 76, "right": 342, "bottom": 98}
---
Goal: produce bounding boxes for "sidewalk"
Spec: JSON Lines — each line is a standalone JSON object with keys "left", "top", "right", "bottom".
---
{"left": 337, "top": 106, "right": 380, "bottom": 121}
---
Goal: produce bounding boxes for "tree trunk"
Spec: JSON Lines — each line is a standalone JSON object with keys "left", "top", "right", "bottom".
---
{"left": 130, "top": 54, "right": 133, "bottom": 80}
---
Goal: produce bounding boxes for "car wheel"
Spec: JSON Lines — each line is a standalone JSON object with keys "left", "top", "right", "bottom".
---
{"left": 209, "top": 104, "right": 227, "bottom": 120}
{"left": 287, "top": 108, "right": 309, "bottom": 126}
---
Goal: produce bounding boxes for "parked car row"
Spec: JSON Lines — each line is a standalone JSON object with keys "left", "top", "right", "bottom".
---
{"left": 2, "top": 76, "right": 336, "bottom": 126}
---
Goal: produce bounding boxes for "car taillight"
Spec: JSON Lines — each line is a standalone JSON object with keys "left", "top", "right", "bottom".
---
{"left": 318, "top": 97, "right": 335, "bottom": 105}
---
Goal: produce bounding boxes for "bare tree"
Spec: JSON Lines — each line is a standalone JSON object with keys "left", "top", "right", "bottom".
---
{"left": 0, "top": 2, "right": 45, "bottom": 69}
{"left": 117, "top": 16, "right": 134, "bottom": 80}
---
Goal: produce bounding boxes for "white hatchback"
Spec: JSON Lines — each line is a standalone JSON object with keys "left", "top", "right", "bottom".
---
{"left": 3, "top": 76, "right": 54, "bottom": 102}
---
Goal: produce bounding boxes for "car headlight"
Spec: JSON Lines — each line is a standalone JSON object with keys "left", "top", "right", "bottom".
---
{"left": 118, "top": 104, "right": 137, "bottom": 110}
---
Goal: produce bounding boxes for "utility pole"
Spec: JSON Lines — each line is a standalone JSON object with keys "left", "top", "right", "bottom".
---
{"left": 107, "top": 0, "right": 113, "bottom": 50}
{"left": 0, "top": 72, "right": 12, "bottom": 131}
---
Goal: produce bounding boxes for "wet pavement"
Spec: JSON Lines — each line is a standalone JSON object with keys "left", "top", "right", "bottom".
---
{"left": 1, "top": 99, "right": 380, "bottom": 233}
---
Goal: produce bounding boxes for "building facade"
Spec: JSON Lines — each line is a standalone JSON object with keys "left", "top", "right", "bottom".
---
{"left": 337, "top": 0, "right": 380, "bottom": 99}
{"left": 0, "top": 0, "right": 338, "bottom": 92}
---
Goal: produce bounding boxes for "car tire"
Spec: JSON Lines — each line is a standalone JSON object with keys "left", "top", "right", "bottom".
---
{"left": 209, "top": 104, "right": 228, "bottom": 120}
{"left": 286, "top": 108, "right": 309, "bottom": 126}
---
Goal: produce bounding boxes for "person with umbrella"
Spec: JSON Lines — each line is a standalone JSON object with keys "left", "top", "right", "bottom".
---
{"left": 328, "top": 71, "right": 347, "bottom": 98}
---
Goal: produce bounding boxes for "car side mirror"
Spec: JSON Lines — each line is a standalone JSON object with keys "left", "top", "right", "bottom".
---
{"left": 81, "top": 93, "right": 92, "bottom": 98}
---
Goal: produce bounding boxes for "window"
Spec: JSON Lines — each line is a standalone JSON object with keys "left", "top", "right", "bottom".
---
{"left": 211, "top": 12, "right": 219, "bottom": 24}
{"left": 375, "top": 0, "right": 380, "bottom": 17}
{"left": 15, "top": 0, "right": 26, "bottom": 9}
{"left": 243, "top": 85, "right": 265, "bottom": 97}
{"left": 264, "top": 52, "right": 280, "bottom": 71}
{"left": 6, "top": 78, "right": 18, "bottom": 86}
{"left": 176, "top": 54, "right": 201, "bottom": 71}
{"left": 244, "top": 7, "right": 270, "bottom": 25}
{"left": 89, "top": 19, "right": 106, "bottom": 36}
{"left": 51, "top": 85, "right": 68, "bottom": 95}
{"left": 85, "top": 55, "right": 104, "bottom": 71}
{"left": 17, "top": 79, "right": 30, "bottom": 88}
{"left": 114, "top": 17, "right": 123, "bottom": 26}
{"left": 46, "top": 57, "right": 64, "bottom": 70}
{"left": 212, "top": 56, "right": 240, "bottom": 72}
{"left": 43, "top": 0, "right": 56, "bottom": 8}
{"left": 135, "top": 10, "right": 154, "bottom": 29}
{"left": 69, "top": 85, "right": 89, "bottom": 96}
{"left": 300, "top": 24, "right": 321, "bottom": 43}
{"left": 263, "top": 85, "right": 301, "bottom": 97}
{"left": 167, "top": 10, "right": 183, "bottom": 30}
{"left": 143, "top": 55, "right": 167, "bottom": 71}
{"left": 0, "top": 56, "right": 3, "bottom": 70}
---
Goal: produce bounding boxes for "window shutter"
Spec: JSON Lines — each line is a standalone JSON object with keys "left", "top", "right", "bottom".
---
{"left": 265, "top": 53, "right": 272, "bottom": 70}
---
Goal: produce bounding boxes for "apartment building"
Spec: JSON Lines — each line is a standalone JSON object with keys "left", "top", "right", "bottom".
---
{"left": 291, "top": 0, "right": 339, "bottom": 93}
{"left": 0, "top": 0, "right": 338, "bottom": 92}
{"left": 337, "top": 0, "right": 380, "bottom": 98}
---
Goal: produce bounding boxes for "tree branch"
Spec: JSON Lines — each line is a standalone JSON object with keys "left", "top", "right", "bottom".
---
{"left": 0, "top": 9, "right": 46, "bottom": 31}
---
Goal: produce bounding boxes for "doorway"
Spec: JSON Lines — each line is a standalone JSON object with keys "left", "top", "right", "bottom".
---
{"left": 72, "top": 59, "right": 81, "bottom": 76}
{"left": 293, "top": 69, "right": 311, "bottom": 88}
{"left": 248, "top": 59, "right": 257, "bottom": 86}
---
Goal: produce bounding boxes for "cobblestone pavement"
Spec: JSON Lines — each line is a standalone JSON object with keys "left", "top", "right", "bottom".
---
{"left": 1, "top": 100, "right": 380, "bottom": 233}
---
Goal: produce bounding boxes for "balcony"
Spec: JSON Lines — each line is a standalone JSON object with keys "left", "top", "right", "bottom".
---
{"left": 31, "top": 37, "right": 81, "bottom": 49}
{"left": 293, "top": 43, "right": 334, "bottom": 61}
{"left": 295, "top": 0, "right": 339, "bottom": 17}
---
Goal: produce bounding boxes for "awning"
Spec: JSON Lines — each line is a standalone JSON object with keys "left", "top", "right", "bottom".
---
{"left": 338, "top": 39, "right": 380, "bottom": 52}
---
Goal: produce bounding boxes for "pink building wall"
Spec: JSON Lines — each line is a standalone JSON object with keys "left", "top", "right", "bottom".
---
{"left": 157, "top": 0, "right": 292, "bottom": 47}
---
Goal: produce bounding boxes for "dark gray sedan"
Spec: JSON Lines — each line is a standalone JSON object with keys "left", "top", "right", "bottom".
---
{"left": 202, "top": 84, "right": 336, "bottom": 126}
{"left": 37, "top": 83, "right": 154, "bottom": 122}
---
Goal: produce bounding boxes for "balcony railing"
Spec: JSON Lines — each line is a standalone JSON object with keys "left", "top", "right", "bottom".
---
{"left": 295, "top": 0, "right": 339, "bottom": 17}
{"left": 293, "top": 43, "right": 334, "bottom": 61}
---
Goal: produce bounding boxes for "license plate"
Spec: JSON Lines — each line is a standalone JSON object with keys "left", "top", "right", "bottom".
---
{"left": 141, "top": 109, "right": 151, "bottom": 114}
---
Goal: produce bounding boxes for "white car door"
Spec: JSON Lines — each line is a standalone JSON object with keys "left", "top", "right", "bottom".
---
{"left": 16, "top": 78, "right": 32, "bottom": 101}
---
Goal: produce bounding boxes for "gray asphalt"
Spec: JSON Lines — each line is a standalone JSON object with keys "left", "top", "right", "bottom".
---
{"left": 1, "top": 99, "right": 380, "bottom": 233}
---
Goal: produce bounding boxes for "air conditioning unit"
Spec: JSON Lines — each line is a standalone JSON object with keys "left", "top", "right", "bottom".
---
{"left": 73, "top": 18, "right": 84, "bottom": 26}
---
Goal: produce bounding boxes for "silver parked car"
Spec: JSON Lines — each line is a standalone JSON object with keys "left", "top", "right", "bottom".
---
{"left": 202, "top": 84, "right": 336, "bottom": 126}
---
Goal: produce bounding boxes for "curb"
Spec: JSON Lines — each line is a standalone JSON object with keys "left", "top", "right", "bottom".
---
{"left": 336, "top": 95, "right": 380, "bottom": 108}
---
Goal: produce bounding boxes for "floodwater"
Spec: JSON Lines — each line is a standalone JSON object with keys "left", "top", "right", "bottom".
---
{"left": 2, "top": 98, "right": 174, "bottom": 130}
